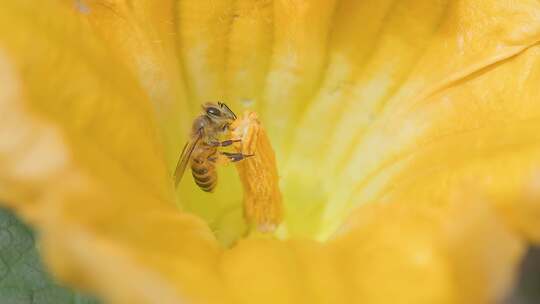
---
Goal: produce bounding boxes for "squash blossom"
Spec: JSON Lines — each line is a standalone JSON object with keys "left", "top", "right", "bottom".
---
{"left": 2, "top": 0, "right": 540, "bottom": 303}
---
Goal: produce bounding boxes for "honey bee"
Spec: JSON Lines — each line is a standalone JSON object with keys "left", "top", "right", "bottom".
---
{"left": 174, "top": 102, "right": 252, "bottom": 192}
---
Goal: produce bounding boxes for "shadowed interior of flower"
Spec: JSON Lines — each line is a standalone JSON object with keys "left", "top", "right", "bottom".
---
{"left": 2, "top": 1, "right": 540, "bottom": 304}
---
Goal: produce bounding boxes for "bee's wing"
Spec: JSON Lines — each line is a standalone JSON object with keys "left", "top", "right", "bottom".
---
{"left": 174, "top": 129, "right": 202, "bottom": 187}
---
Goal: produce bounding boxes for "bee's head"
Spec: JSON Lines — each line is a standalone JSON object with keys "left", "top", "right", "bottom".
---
{"left": 202, "top": 101, "right": 237, "bottom": 125}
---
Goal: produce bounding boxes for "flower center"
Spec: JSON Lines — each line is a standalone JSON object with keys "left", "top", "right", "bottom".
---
{"left": 177, "top": 111, "right": 284, "bottom": 246}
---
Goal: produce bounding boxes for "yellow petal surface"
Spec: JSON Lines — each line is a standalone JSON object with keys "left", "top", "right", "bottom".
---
{"left": 0, "top": 0, "right": 540, "bottom": 304}
{"left": 73, "top": 0, "right": 192, "bottom": 169}
{"left": 0, "top": 2, "right": 223, "bottom": 303}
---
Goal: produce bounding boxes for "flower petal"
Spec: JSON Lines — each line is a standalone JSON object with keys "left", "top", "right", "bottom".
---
{"left": 1, "top": 0, "right": 540, "bottom": 304}
{"left": 177, "top": 0, "right": 338, "bottom": 152}
{"left": 220, "top": 195, "right": 524, "bottom": 304}
{"left": 281, "top": 0, "right": 540, "bottom": 239}
{"left": 219, "top": 0, "right": 540, "bottom": 302}
{"left": 340, "top": 23, "right": 540, "bottom": 244}
{"left": 74, "top": 0, "right": 192, "bottom": 169}
{"left": 0, "top": 2, "right": 222, "bottom": 303}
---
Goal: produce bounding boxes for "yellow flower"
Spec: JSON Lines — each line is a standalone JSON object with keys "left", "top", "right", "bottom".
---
{"left": 1, "top": 0, "right": 540, "bottom": 303}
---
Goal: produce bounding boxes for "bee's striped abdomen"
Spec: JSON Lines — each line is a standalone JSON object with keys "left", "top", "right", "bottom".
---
{"left": 191, "top": 156, "right": 217, "bottom": 192}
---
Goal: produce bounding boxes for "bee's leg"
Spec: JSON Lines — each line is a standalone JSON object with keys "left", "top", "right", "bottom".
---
{"left": 208, "top": 139, "right": 242, "bottom": 147}
{"left": 208, "top": 152, "right": 254, "bottom": 165}
{"left": 221, "top": 152, "right": 254, "bottom": 163}
{"left": 219, "top": 139, "right": 242, "bottom": 147}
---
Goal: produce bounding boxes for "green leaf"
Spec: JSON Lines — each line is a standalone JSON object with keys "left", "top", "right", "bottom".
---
{"left": 0, "top": 207, "right": 100, "bottom": 304}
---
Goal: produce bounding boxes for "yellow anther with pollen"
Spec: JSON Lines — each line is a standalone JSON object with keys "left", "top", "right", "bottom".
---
{"left": 231, "top": 111, "right": 283, "bottom": 233}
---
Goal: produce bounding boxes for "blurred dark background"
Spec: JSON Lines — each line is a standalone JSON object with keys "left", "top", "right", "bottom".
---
{"left": 504, "top": 246, "right": 540, "bottom": 304}
{"left": 0, "top": 208, "right": 99, "bottom": 304}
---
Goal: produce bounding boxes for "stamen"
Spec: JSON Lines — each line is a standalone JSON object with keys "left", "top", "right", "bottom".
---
{"left": 230, "top": 111, "right": 283, "bottom": 233}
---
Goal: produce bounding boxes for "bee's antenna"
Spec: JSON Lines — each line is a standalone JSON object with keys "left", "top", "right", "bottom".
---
{"left": 220, "top": 102, "right": 237, "bottom": 120}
